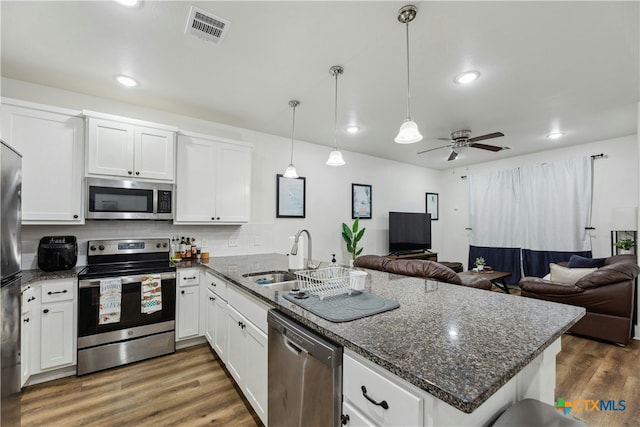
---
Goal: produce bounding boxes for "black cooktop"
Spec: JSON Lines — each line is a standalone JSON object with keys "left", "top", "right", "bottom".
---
{"left": 77, "top": 261, "right": 175, "bottom": 280}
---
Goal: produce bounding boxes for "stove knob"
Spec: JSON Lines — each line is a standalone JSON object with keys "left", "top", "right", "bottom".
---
{"left": 98, "top": 245, "right": 105, "bottom": 251}
{"left": 90, "top": 245, "right": 97, "bottom": 251}
{"left": 156, "top": 243, "right": 161, "bottom": 248}
{"left": 163, "top": 243, "right": 168, "bottom": 248}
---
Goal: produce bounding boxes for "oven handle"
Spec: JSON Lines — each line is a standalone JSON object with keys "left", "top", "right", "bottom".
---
{"left": 78, "top": 272, "right": 176, "bottom": 288}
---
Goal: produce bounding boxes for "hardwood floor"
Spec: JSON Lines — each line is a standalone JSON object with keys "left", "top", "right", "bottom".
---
{"left": 556, "top": 334, "right": 640, "bottom": 427}
{"left": 21, "top": 335, "right": 640, "bottom": 427}
{"left": 21, "top": 345, "right": 261, "bottom": 427}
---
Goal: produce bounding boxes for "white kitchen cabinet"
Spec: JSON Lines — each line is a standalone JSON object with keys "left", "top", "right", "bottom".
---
{"left": 176, "top": 268, "right": 200, "bottom": 340}
{"left": 0, "top": 99, "right": 84, "bottom": 224}
{"left": 30, "top": 279, "right": 76, "bottom": 375}
{"left": 225, "top": 286, "right": 268, "bottom": 425}
{"left": 85, "top": 113, "right": 176, "bottom": 182}
{"left": 203, "top": 271, "right": 228, "bottom": 362}
{"left": 174, "top": 132, "right": 251, "bottom": 224}
{"left": 20, "top": 286, "right": 35, "bottom": 387}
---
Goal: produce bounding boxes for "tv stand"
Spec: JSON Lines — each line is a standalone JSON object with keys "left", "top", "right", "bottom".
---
{"left": 386, "top": 251, "right": 437, "bottom": 262}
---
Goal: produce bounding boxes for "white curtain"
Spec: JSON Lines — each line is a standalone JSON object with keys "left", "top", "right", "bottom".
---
{"left": 520, "top": 157, "right": 592, "bottom": 252}
{"left": 468, "top": 169, "right": 521, "bottom": 247}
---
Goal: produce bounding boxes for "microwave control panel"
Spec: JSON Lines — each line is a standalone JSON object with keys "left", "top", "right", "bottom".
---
{"left": 158, "top": 191, "right": 172, "bottom": 213}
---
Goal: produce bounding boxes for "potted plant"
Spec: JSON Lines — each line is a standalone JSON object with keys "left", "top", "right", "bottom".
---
{"left": 475, "top": 257, "right": 486, "bottom": 271}
{"left": 614, "top": 239, "right": 635, "bottom": 255}
{"left": 342, "top": 217, "right": 366, "bottom": 265}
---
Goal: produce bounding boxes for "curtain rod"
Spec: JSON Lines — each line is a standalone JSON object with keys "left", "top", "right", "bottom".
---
{"left": 591, "top": 153, "right": 605, "bottom": 159}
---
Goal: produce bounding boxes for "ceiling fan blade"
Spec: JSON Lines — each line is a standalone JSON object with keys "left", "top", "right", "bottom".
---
{"left": 447, "top": 150, "right": 459, "bottom": 161}
{"left": 469, "top": 142, "right": 506, "bottom": 152}
{"left": 417, "top": 145, "right": 452, "bottom": 155}
{"left": 468, "top": 132, "right": 504, "bottom": 143}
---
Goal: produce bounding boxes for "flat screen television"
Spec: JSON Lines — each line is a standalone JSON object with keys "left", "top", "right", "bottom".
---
{"left": 388, "top": 211, "right": 432, "bottom": 254}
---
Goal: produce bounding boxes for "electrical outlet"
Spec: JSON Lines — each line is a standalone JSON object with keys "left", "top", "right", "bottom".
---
{"left": 228, "top": 239, "right": 238, "bottom": 247}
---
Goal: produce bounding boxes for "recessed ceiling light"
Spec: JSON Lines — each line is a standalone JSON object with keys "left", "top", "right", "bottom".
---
{"left": 345, "top": 125, "right": 360, "bottom": 134}
{"left": 115, "top": 75, "right": 138, "bottom": 88}
{"left": 547, "top": 132, "right": 564, "bottom": 140}
{"left": 115, "top": 0, "right": 139, "bottom": 7}
{"left": 454, "top": 70, "right": 481, "bottom": 84}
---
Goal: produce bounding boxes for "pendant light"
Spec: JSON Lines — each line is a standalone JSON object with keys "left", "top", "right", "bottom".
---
{"left": 394, "top": 4, "right": 423, "bottom": 144}
{"left": 283, "top": 100, "right": 300, "bottom": 178}
{"left": 326, "top": 65, "right": 346, "bottom": 166}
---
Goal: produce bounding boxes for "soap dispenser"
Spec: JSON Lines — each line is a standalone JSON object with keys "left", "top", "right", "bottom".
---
{"left": 330, "top": 254, "right": 337, "bottom": 267}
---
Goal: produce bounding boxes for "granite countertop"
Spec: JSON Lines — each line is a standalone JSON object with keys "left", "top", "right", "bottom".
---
{"left": 197, "top": 253, "right": 585, "bottom": 414}
{"left": 21, "top": 266, "right": 84, "bottom": 287}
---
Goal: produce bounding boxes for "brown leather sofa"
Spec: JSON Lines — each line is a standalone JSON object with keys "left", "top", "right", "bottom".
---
{"left": 353, "top": 255, "right": 492, "bottom": 290}
{"left": 519, "top": 254, "right": 639, "bottom": 345}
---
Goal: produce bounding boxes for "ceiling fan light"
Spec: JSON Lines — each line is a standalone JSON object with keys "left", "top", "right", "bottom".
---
{"left": 326, "top": 150, "right": 346, "bottom": 166}
{"left": 394, "top": 119, "right": 423, "bottom": 144}
{"left": 454, "top": 70, "right": 480, "bottom": 84}
{"left": 115, "top": 74, "right": 138, "bottom": 87}
{"left": 283, "top": 164, "right": 299, "bottom": 179}
{"left": 448, "top": 150, "right": 459, "bottom": 161}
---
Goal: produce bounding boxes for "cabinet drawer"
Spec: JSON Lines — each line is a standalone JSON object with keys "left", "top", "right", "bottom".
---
{"left": 227, "top": 285, "right": 269, "bottom": 333}
{"left": 206, "top": 271, "right": 227, "bottom": 300}
{"left": 344, "top": 352, "right": 422, "bottom": 427}
{"left": 41, "top": 279, "right": 74, "bottom": 303}
{"left": 178, "top": 268, "right": 200, "bottom": 287}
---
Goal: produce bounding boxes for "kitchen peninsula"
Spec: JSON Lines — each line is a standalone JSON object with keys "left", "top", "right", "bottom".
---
{"left": 199, "top": 253, "right": 584, "bottom": 425}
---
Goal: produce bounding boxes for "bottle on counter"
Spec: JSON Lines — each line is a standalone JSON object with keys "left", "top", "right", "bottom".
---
{"left": 191, "top": 237, "right": 197, "bottom": 258}
{"left": 179, "top": 236, "right": 187, "bottom": 259}
{"left": 185, "top": 237, "right": 192, "bottom": 259}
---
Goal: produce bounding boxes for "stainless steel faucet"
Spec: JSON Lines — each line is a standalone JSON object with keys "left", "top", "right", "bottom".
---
{"left": 290, "top": 229, "right": 320, "bottom": 269}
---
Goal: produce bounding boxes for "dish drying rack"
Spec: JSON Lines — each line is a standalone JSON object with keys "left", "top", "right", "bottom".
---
{"left": 295, "top": 267, "right": 353, "bottom": 300}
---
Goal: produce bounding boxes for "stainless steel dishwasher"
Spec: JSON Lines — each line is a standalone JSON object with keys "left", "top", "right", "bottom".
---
{"left": 267, "top": 310, "right": 343, "bottom": 427}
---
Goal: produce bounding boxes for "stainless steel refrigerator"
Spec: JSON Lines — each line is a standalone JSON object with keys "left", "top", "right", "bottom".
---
{"left": 1, "top": 140, "right": 22, "bottom": 426}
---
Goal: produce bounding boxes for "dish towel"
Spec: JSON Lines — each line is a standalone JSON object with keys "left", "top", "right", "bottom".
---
{"left": 99, "top": 278, "right": 122, "bottom": 325}
{"left": 141, "top": 275, "right": 162, "bottom": 314}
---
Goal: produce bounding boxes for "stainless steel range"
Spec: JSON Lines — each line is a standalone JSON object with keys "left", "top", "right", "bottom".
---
{"left": 76, "top": 238, "right": 176, "bottom": 375}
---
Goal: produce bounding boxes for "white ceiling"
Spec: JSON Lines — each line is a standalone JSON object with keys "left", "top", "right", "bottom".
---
{"left": 1, "top": 1, "right": 638, "bottom": 170}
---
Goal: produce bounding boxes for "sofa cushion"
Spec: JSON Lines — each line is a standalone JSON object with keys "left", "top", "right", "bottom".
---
{"left": 567, "top": 255, "right": 606, "bottom": 269}
{"left": 353, "top": 255, "right": 391, "bottom": 271}
{"left": 549, "top": 263, "right": 597, "bottom": 285}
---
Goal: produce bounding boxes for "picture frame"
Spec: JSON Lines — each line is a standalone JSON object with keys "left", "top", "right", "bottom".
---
{"left": 352, "top": 183, "right": 372, "bottom": 219}
{"left": 426, "top": 192, "right": 439, "bottom": 221}
{"left": 276, "top": 174, "right": 306, "bottom": 218}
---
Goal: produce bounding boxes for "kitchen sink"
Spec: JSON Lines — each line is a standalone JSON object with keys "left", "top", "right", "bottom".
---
{"left": 243, "top": 270, "right": 298, "bottom": 286}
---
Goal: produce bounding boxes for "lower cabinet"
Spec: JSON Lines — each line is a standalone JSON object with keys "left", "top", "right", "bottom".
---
{"left": 177, "top": 268, "right": 201, "bottom": 341}
{"left": 27, "top": 279, "right": 76, "bottom": 380}
{"left": 20, "top": 286, "right": 34, "bottom": 387}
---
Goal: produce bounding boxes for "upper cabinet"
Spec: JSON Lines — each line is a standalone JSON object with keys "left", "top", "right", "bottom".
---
{"left": 84, "top": 111, "right": 177, "bottom": 182}
{"left": 1, "top": 99, "right": 85, "bottom": 224}
{"left": 175, "top": 132, "right": 251, "bottom": 224}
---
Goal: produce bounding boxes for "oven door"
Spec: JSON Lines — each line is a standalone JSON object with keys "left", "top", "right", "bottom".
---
{"left": 77, "top": 272, "right": 176, "bottom": 338}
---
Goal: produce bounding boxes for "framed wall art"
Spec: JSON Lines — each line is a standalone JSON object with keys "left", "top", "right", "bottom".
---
{"left": 352, "top": 183, "right": 372, "bottom": 219}
{"left": 426, "top": 192, "right": 439, "bottom": 221}
{"left": 276, "top": 174, "right": 306, "bottom": 218}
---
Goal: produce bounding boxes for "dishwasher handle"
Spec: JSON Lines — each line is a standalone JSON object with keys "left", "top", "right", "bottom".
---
{"left": 267, "top": 310, "right": 342, "bottom": 368}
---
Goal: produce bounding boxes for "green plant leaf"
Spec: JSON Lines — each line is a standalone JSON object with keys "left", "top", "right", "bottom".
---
{"left": 352, "top": 217, "right": 359, "bottom": 233}
{"left": 342, "top": 223, "right": 353, "bottom": 240}
{"left": 342, "top": 232, "right": 352, "bottom": 246}
{"left": 354, "top": 228, "right": 366, "bottom": 243}
{"left": 355, "top": 247, "right": 364, "bottom": 256}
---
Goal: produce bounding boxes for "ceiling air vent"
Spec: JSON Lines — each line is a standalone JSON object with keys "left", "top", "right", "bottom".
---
{"left": 185, "top": 6, "right": 231, "bottom": 45}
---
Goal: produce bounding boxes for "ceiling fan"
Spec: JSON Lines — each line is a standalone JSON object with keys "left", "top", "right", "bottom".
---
{"left": 417, "top": 130, "right": 508, "bottom": 161}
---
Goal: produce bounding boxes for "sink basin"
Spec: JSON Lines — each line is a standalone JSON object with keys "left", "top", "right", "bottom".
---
{"left": 242, "top": 270, "right": 297, "bottom": 286}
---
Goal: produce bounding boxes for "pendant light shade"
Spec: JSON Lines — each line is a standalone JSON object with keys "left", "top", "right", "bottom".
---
{"left": 394, "top": 5, "right": 423, "bottom": 144}
{"left": 326, "top": 65, "right": 346, "bottom": 166}
{"left": 283, "top": 100, "right": 300, "bottom": 179}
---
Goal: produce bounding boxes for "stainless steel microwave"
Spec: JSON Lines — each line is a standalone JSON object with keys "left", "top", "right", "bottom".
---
{"left": 86, "top": 178, "right": 173, "bottom": 220}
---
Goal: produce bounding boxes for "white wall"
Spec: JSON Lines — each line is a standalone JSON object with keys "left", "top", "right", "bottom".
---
{"left": 439, "top": 135, "right": 639, "bottom": 266}
{"left": 1, "top": 78, "right": 442, "bottom": 269}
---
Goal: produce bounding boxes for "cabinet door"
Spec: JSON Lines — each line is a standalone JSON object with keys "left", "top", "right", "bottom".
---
{"left": 204, "top": 288, "right": 216, "bottom": 347}
{"left": 213, "top": 295, "right": 227, "bottom": 364}
{"left": 175, "top": 135, "right": 216, "bottom": 222}
{"left": 134, "top": 126, "right": 175, "bottom": 181}
{"left": 1, "top": 103, "right": 84, "bottom": 223}
{"left": 177, "top": 285, "right": 200, "bottom": 340}
{"left": 243, "top": 320, "right": 268, "bottom": 424}
{"left": 40, "top": 301, "right": 74, "bottom": 370}
{"left": 215, "top": 142, "right": 251, "bottom": 222}
{"left": 225, "top": 305, "right": 245, "bottom": 386}
{"left": 87, "top": 118, "right": 135, "bottom": 177}
{"left": 21, "top": 308, "right": 32, "bottom": 387}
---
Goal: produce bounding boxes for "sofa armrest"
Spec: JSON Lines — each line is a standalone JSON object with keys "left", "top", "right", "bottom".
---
{"left": 353, "top": 255, "right": 391, "bottom": 271}
{"left": 458, "top": 275, "right": 492, "bottom": 290}
{"left": 519, "top": 277, "right": 583, "bottom": 295}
